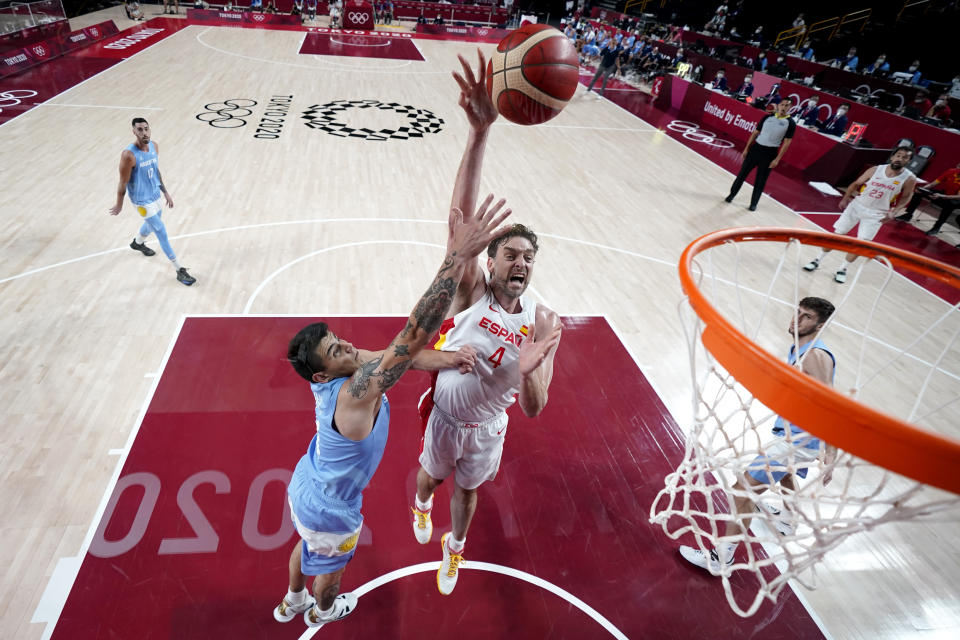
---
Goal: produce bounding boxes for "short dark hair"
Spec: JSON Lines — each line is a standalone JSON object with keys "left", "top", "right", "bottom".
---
{"left": 132, "top": 117, "right": 148, "bottom": 127}
{"left": 287, "top": 322, "right": 329, "bottom": 381}
{"left": 892, "top": 145, "right": 915, "bottom": 158}
{"left": 487, "top": 223, "right": 539, "bottom": 258}
{"left": 798, "top": 297, "right": 835, "bottom": 324}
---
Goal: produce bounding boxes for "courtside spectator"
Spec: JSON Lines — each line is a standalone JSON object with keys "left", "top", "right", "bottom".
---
{"left": 835, "top": 47, "right": 859, "bottom": 71}
{"left": 926, "top": 94, "right": 952, "bottom": 122}
{"left": 796, "top": 95, "right": 822, "bottom": 126}
{"left": 902, "top": 91, "right": 932, "bottom": 119}
{"left": 819, "top": 103, "right": 850, "bottom": 136}
{"left": 864, "top": 54, "right": 890, "bottom": 76}
{"left": 732, "top": 73, "right": 754, "bottom": 99}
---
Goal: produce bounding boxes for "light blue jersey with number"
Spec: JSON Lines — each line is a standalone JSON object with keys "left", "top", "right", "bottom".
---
{"left": 304, "top": 376, "right": 390, "bottom": 503}
{"left": 125, "top": 141, "right": 162, "bottom": 205}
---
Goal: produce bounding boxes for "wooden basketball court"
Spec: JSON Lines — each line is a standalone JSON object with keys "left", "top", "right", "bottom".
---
{"left": 1, "top": 8, "right": 958, "bottom": 640}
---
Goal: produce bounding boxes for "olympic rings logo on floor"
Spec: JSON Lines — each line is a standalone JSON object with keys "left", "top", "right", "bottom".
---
{"left": 347, "top": 11, "right": 369, "bottom": 22}
{"left": 666, "top": 120, "right": 734, "bottom": 148}
{"left": 0, "top": 89, "right": 39, "bottom": 111}
{"left": 301, "top": 99, "right": 444, "bottom": 141}
{"left": 196, "top": 99, "right": 258, "bottom": 128}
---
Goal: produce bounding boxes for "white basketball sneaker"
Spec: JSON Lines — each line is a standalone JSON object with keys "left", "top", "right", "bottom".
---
{"left": 304, "top": 593, "right": 358, "bottom": 627}
{"left": 679, "top": 545, "right": 733, "bottom": 574}
{"left": 756, "top": 502, "right": 796, "bottom": 536}
{"left": 437, "top": 533, "right": 465, "bottom": 595}
{"left": 412, "top": 504, "right": 433, "bottom": 544}
{"left": 273, "top": 592, "right": 316, "bottom": 623}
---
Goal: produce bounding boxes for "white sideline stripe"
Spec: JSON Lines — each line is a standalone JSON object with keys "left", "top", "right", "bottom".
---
{"left": 296, "top": 561, "right": 629, "bottom": 640}
{"left": 107, "top": 449, "right": 124, "bottom": 456}
{"left": 0, "top": 23, "right": 194, "bottom": 131}
{"left": 493, "top": 121, "right": 659, "bottom": 132}
{"left": 35, "top": 103, "right": 163, "bottom": 110}
{"left": 31, "top": 556, "right": 82, "bottom": 626}
{"left": 33, "top": 317, "right": 187, "bottom": 640}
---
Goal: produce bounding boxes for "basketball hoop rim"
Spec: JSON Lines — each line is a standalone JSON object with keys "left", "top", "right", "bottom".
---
{"left": 679, "top": 227, "right": 960, "bottom": 495}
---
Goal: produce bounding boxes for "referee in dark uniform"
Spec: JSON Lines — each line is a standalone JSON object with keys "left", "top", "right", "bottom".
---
{"left": 725, "top": 98, "right": 796, "bottom": 211}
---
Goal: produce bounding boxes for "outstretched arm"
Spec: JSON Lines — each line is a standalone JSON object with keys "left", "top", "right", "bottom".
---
{"left": 334, "top": 198, "right": 511, "bottom": 438}
{"left": 517, "top": 307, "right": 563, "bottom": 417}
{"left": 449, "top": 50, "right": 499, "bottom": 309}
{"left": 108, "top": 151, "right": 136, "bottom": 215}
{"left": 412, "top": 345, "right": 477, "bottom": 374}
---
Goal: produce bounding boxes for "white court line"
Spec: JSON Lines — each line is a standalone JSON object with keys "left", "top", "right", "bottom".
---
{"left": 34, "top": 316, "right": 187, "bottom": 640}
{"left": 34, "top": 103, "right": 163, "bottom": 111}
{"left": 241, "top": 239, "right": 552, "bottom": 314}
{"left": 295, "top": 561, "right": 629, "bottom": 640}
{"left": 2, "top": 217, "right": 955, "bottom": 381}
{"left": 590, "top": 90, "right": 956, "bottom": 307}
{"left": 328, "top": 37, "right": 391, "bottom": 47}
{"left": 197, "top": 26, "right": 423, "bottom": 73}
{"left": 107, "top": 449, "right": 124, "bottom": 456}
{"left": 795, "top": 211, "right": 842, "bottom": 216}
{"left": 493, "top": 121, "right": 659, "bottom": 132}
{"left": 0, "top": 24, "right": 196, "bottom": 131}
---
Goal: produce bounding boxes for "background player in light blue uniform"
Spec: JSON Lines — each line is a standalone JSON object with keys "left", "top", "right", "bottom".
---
{"left": 108, "top": 117, "right": 196, "bottom": 286}
{"left": 273, "top": 194, "right": 511, "bottom": 628}
{"left": 679, "top": 297, "right": 838, "bottom": 573}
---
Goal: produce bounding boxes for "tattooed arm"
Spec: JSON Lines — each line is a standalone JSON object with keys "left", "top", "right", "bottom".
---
{"left": 333, "top": 198, "right": 512, "bottom": 440}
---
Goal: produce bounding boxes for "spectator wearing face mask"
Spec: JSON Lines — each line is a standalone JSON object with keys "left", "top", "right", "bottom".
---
{"left": 732, "top": 73, "right": 754, "bottom": 99}
{"left": 710, "top": 68, "right": 728, "bottom": 91}
{"left": 767, "top": 55, "right": 790, "bottom": 78}
{"left": 902, "top": 91, "right": 932, "bottom": 119}
{"left": 892, "top": 60, "right": 923, "bottom": 85}
{"left": 795, "top": 96, "right": 822, "bottom": 126}
{"left": 925, "top": 94, "right": 952, "bottom": 122}
{"left": 819, "top": 103, "right": 851, "bottom": 136}
{"left": 864, "top": 54, "right": 890, "bottom": 76}
{"left": 835, "top": 47, "right": 858, "bottom": 71}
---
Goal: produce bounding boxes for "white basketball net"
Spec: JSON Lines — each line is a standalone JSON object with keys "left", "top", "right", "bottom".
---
{"left": 649, "top": 234, "right": 960, "bottom": 617}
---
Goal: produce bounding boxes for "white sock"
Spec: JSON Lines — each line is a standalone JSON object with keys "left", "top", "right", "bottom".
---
{"left": 814, "top": 250, "right": 826, "bottom": 262}
{"left": 415, "top": 494, "right": 433, "bottom": 511}
{"left": 447, "top": 534, "right": 466, "bottom": 552}
{"left": 135, "top": 234, "right": 148, "bottom": 244}
{"left": 286, "top": 587, "right": 308, "bottom": 606}
{"left": 171, "top": 258, "right": 182, "bottom": 271}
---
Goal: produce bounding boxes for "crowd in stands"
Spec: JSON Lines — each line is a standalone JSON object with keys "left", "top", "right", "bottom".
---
{"left": 562, "top": 4, "right": 958, "bottom": 129}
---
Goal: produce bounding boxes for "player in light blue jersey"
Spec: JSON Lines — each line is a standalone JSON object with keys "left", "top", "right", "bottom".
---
{"left": 108, "top": 118, "right": 196, "bottom": 286}
{"left": 679, "top": 297, "right": 838, "bottom": 572}
{"left": 273, "top": 194, "right": 512, "bottom": 628}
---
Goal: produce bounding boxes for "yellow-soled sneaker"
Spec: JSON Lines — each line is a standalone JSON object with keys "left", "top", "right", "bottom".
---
{"left": 412, "top": 505, "right": 433, "bottom": 544}
{"left": 437, "top": 533, "right": 465, "bottom": 595}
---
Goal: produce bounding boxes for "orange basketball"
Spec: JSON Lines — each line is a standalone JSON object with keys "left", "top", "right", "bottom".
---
{"left": 486, "top": 24, "right": 579, "bottom": 126}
